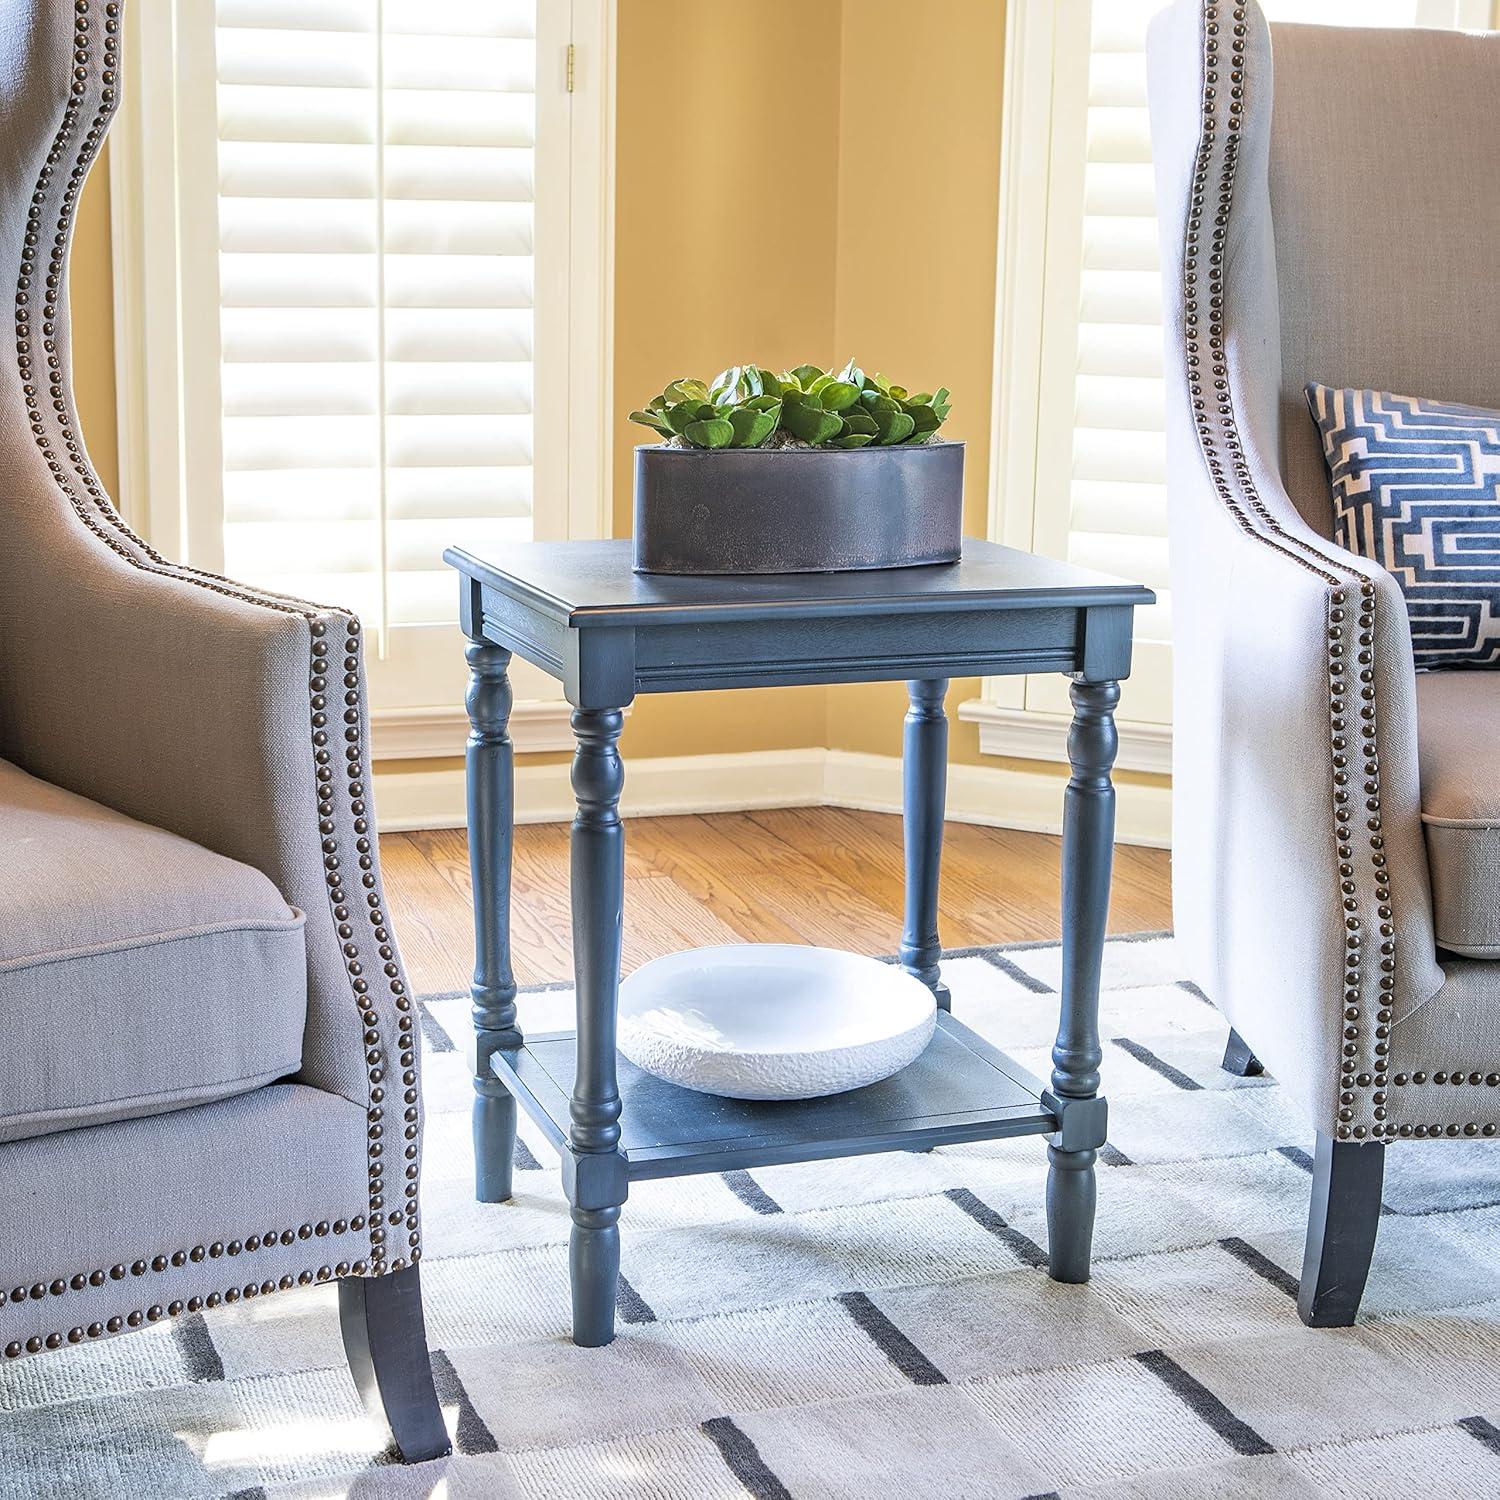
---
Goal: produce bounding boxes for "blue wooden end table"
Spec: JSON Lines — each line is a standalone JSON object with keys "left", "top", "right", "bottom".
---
{"left": 443, "top": 537, "right": 1154, "bottom": 1347}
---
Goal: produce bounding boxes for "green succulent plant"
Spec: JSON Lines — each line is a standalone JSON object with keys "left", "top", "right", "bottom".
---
{"left": 629, "top": 359, "right": 951, "bottom": 450}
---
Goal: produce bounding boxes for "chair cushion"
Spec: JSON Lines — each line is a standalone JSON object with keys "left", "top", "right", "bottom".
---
{"left": 1307, "top": 384, "right": 1500, "bottom": 669}
{"left": 1416, "top": 673, "right": 1500, "bottom": 959}
{"left": 0, "top": 759, "right": 308, "bottom": 1143}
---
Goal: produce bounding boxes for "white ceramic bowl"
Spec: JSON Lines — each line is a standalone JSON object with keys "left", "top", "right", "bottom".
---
{"left": 617, "top": 944, "right": 938, "bottom": 1100}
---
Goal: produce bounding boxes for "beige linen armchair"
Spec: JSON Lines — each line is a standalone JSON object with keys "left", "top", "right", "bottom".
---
{"left": 1147, "top": 0, "right": 1499, "bottom": 1323}
{"left": 0, "top": 0, "right": 447, "bottom": 1459}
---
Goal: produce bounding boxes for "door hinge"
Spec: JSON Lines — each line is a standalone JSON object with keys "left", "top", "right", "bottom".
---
{"left": 566, "top": 43, "right": 576, "bottom": 93}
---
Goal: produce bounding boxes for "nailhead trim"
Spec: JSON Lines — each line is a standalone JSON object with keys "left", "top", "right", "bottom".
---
{"left": 3, "top": 1262, "right": 357, "bottom": 1362}
{"left": 1392, "top": 1071, "right": 1500, "bottom": 1087}
{"left": 4, "top": 0, "right": 420, "bottom": 1336}
{"left": 0, "top": 1219, "right": 364, "bottom": 1316}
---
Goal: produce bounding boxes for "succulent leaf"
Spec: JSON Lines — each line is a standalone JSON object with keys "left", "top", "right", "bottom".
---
{"left": 789, "top": 364, "right": 824, "bottom": 387}
{"left": 820, "top": 380, "right": 861, "bottom": 412}
{"left": 781, "top": 401, "right": 844, "bottom": 445}
{"left": 664, "top": 378, "right": 709, "bottom": 406}
{"left": 875, "top": 410, "right": 916, "bottom": 445}
{"left": 728, "top": 403, "right": 780, "bottom": 448}
{"left": 840, "top": 409, "right": 878, "bottom": 436}
{"left": 834, "top": 357, "right": 864, "bottom": 389}
{"left": 831, "top": 433, "right": 875, "bottom": 448}
{"left": 629, "top": 409, "right": 675, "bottom": 437}
{"left": 683, "top": 416, "right": 735, "bottom": 449}
{"left": 756, "top": 368, "right": 784, "bottom": 398}
{"left": 666, "top": 399, "right": 709, "bottom": 434}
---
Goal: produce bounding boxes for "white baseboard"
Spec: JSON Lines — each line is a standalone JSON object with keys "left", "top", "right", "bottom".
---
{"left": 956, "top": 698, "right": 1173, "bottom": 776}
{"left": 826, "top": 751, "right": 1171, "bottom": 846}
{"left": 370, "top": 700, "right": 577, "bottom": 760}
{"left": 374, "top": 746, "right": 1172, "bottom": 846}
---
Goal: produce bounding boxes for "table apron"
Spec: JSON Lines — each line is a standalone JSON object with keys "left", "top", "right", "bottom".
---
{"left": 471, "top": 590, "right": 1123, "bottom": 703}
{"left": 633, "top": 607, "right": 1079, "bottom": 691}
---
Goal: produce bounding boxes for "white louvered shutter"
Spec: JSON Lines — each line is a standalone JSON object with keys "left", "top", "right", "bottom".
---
{"left": 211, "top": 0, "right": 546, "bottom": 704}
{"left": 1022, "top": 0, "right": 1479, "bottom": 727}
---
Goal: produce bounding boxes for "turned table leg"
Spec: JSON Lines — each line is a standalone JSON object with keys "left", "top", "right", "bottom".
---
{"left": 900, "top": 678, "right": 951, "bottom": 1012}
{"left": 465, "top": 638, "right": 521, "bottom": 1204}
{"left": 1046, "top": 678, "right": 1119, "bottom": 1284}
{"left": 567, "top": 707, "right": 629, "bottom": 1347}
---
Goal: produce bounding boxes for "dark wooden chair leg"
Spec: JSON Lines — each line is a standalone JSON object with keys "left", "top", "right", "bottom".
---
{"left": 1297, "top": 1131, "right": 1385, "bottom": 1328}
{"left": 1046, "top": 678, "right": 1119, "bottom": 1284}
{"left": 465, "top": 636, "right": 522, "bottom": 1203}
{"left": 1221, "top": 1026, "right": 1264, "bottom": 1077}
{"left": 900, "top": 678, "right": 952, "bottom": 1013}
{"left": 340, "top": 1266, "right": 451, "bottom": 1463}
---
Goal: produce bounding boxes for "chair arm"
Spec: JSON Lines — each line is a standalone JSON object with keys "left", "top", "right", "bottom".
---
{"left": 0, "top": 524, "right": 416, "bottom": 1263}
{"left": 1167, "top": 452, "right": 1444, "bottom": 1134}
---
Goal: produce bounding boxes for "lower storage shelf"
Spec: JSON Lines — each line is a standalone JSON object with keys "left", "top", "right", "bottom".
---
{"left": 491, "top": 1011, "right": 1058, "bottom": 1181}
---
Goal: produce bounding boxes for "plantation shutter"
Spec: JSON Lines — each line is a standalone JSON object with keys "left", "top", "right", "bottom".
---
{"left": 1022, "top": 0, "right": 1477, "bottom": 727}
{"left": 1023, "top": 0, "right": 1168, "bottom": 724}
{"left": 212, "top": 0, "right": 542, "bottom": 701}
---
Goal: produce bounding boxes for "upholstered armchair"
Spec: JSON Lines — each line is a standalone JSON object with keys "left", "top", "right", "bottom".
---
{"left": 0, "top": 0, "right": 448, "bottom": 1460}
{"left": 1146, "top": 0, "right": 1499, "bottom": 1325}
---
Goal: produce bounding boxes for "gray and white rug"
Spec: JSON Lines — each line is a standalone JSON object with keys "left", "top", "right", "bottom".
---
{"left": 2, "top": 934, "right": 1497, "bottom": 1499}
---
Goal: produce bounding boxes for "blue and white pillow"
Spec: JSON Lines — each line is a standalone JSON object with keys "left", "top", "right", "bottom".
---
{"left": 1307, "top": 383, "right": 1500, "bottom": 670}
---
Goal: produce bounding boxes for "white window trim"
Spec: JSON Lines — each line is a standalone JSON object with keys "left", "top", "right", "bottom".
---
{"left": 965, "top": 0, "right": 1179, "bottom": 767}
{"left": 108, "top": 0, "right": 616, "bottom": 757}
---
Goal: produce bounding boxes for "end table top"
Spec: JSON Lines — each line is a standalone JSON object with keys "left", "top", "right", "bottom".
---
{"left": 444, "top": 536, "right": 1154, "bottom": 629}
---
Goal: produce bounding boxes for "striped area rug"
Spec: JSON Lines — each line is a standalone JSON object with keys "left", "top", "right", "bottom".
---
{"left": 2, "top": 934, "right": 1498, "bottom": 1498}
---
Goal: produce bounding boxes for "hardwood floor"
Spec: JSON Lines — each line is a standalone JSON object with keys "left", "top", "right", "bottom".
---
{"left": 381, "top": 807, "right": 1173, "bottom": 996}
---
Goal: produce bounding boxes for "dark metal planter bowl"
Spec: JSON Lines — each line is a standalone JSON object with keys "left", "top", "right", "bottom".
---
{"left": 633, "top": 441, "right": 964, "bottom": 575}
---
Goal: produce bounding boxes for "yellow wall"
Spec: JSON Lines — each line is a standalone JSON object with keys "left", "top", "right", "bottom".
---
{"left": 826, "top": 0, "right": 1007, "bottom": 765}
{"left": 608, "top": 0, "right": 845, "bottom": 760}
{"left": 67, "top": 5, "right": 1035, "bottom": 776}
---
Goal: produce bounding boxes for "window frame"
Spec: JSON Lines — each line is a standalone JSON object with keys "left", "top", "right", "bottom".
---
{"left": 109, "top": 0, "right": 616, "bottom": 753}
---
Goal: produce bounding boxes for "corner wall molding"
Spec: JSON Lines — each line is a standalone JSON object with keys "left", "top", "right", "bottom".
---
{"left": 956, "top": 698, "right": 1172, "bottom": 776}
{"left": 370, "top": 700, "right": 581, "bottom": 761}
{"left": 373, "top": 745, "right": 1171, "bottom": 847}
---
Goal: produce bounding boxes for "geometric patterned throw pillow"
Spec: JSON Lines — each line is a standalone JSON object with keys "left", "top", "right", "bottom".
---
{"left": 1306, "top": 383, "right": 1500, "bottom": 669}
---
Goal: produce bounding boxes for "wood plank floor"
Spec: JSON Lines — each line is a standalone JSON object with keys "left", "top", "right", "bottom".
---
{"left": 382, "top": 808, "right": 1173, "bottom": 996}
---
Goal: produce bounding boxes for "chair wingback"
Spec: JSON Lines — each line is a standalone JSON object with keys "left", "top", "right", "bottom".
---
{"left": 1268, "top": 20, "right": 1500, "bottom": 535}
{"left": 0, "top": 0, "right": 128, "bottom": 549}
{"left": 1146, "top": 0, "right": 1445, "bottom": 1140}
